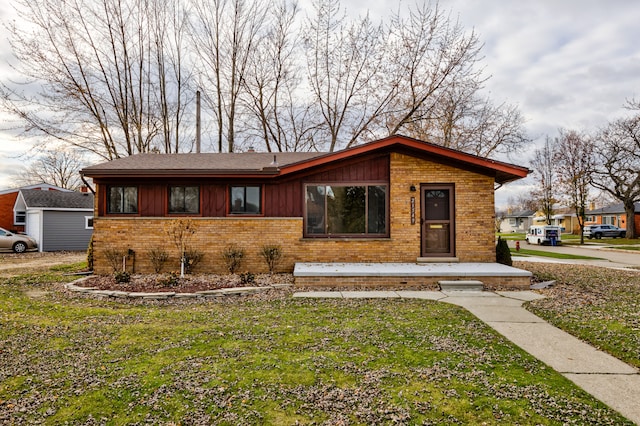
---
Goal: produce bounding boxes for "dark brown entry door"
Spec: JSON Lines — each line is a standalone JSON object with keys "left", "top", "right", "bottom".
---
{"left": 421, "top": 184, "right": 455, "bottom": 257}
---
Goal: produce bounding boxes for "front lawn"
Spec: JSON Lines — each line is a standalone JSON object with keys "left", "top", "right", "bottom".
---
{"left": 521, "top": 262, "right": 640, "bottom": 369}
{"left": 510, "top": 248, "right": 603, "bottom": 260}
{"left": 0, "top": 267, "right": 632, "bottom": 424}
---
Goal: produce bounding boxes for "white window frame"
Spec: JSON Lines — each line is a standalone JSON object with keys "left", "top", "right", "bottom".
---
{"left": 14, "top": 210, "right": 26, "bottom": 225}
{"left": 85, "top": 216, "right": 94, "bottom": 230}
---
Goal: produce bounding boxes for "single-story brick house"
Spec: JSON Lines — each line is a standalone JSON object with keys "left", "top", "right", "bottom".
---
{"left": 81, "top": 135, "right": 530, "bottom": 285}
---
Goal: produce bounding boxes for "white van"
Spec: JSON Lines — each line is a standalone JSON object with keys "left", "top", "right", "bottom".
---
{"left": 526, "top": 225, "right": 562, "bottom": 246}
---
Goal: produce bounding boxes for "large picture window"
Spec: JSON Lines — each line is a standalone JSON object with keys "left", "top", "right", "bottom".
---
{"left": 305, "top": 184, "right": 387, "bottom": 236}
{"left": 108, "top": 186, "right": 138, "bottom": 214}
{"left": 169, "top": 186, "right": 200, "bottom": 214}
{"left": 230, "top": 186, "right": 261, "bottom": 214}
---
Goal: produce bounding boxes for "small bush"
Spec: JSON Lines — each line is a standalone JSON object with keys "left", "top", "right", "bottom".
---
{"left": 496, "top": 236, "right": 512, "bottom": 266}
{"left": 87, "top": 235, "right": 94, "bottom": 271}
{"left": 183, "top": 249, "right": 204, "bottom": 274}
{"left": 114, "top": 271, "right": 131, "bottom": 284}
{"left": 104, "top": 249, "right": 127, "bottom": 273}
{"left": 260, "top": 244, "right": 283, "bottom": 274}
{"left": 222, "top": 244, "right": 245, "bottom": 274}
{"left": 149, "top": 248, "right": 169, "bottom": 273}
{"left": 158, "top": 271, "right": 180, "bottom": 287}
{"left": 240, "top": 272, "right": 255, "bottom": 285}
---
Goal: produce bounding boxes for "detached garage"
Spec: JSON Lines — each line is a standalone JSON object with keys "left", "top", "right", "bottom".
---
{"left": 15, "top": 189, "right": 94, "bottom": 251}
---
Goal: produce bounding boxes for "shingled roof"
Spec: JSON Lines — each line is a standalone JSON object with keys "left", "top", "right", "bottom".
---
{"left": 81, "top": 152, "right": 324, "bottom": 175}
{"left": 19, "top": 189, "right": 94, "bottom": 209}
{"left": 80, "top": 135, "right": 531, "bottom": 184}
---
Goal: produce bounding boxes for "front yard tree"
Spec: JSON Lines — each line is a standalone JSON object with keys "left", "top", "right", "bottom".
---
{"left": 591, "top": 104, "right": 640, "bottom": 239}
{"left": 303, "top": 0, "right": 386, "bottom": 152}
{"left": 13, "top": 147, "right": 86, "bottom": 190}
{"left": 555, "top": 129, "right": 594, "bottom": 244}
{"left": 530, "top": 136, "right": 558, "bottom": 225}
{"left": 2, "top": 0, "right": 194, "bottom": 160}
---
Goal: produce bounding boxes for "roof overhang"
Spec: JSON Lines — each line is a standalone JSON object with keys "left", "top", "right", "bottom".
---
{"left": 81, "top": 135, "right": 530, "bottom": 184}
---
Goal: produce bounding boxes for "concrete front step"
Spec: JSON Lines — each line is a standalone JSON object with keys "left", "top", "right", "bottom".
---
{"left": 438, "top": 280, "right": 484, "bottom": 291}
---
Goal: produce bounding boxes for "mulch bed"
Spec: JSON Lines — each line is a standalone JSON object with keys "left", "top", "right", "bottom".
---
{"left": 81, "top": 273, "right": 294, "bottom": 294}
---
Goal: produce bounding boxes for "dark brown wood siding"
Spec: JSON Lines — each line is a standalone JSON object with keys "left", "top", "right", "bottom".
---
{"left": 96, "top": 153, "right": 390, "bottom": 218}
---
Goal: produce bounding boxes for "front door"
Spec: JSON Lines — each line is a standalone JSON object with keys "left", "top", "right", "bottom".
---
{"left": 421, "top": 184, "right": 455, "bottom": 257}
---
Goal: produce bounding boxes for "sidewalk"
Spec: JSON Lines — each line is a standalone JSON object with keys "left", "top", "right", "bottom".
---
{"left": 293, "top": 290, "right": 640, "bottom": 424}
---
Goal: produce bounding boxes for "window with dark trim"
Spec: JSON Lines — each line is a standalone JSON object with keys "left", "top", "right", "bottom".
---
{"left": 169, "top": 186, "right": 200, "bottom": 214}
{"left": 230, "top": 186, "right": 261, "bottom": 214}
{"left": 107, "top": 186, "right": 138, "bottom": 214}
{"left": 305, "top": 184, "right": 388, "bottom": 236}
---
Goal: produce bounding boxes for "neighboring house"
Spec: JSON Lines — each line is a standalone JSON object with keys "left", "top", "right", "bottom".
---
{"left": 499, "top": 210, "right": 535, "bottom": 233}
{"left": 532, "top": 208, "right": 580, "bottom": 234}
{"left": 81, "top": 135, "right": 530, "bottom": 285}
{"left": 586, "top": 202, "right": 640, "bottom": 235}
{"left": 15, "top": 189, "right": 94, "bottom": 251}
{"left": 0, "top": 183, "right": 71, "bottom": 233}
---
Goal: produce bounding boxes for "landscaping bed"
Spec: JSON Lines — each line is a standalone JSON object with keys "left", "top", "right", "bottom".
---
{"left": 80, "top": 272, "right": 294, "bottom": 294}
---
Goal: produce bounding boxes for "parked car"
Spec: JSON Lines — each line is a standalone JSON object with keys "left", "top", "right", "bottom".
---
{"left": 583, "top": 224, "right": 626, "bottom": 239}
{"left": 0, "top": 227, "right": 38, "bottom": 253}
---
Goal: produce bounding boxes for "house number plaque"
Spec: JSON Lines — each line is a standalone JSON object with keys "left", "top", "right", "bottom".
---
{"left": 410, "top": 197, "right": 416, "bottom": 224}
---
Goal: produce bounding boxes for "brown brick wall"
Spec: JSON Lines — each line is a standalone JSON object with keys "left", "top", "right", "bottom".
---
{"left": 91, "top": 153, "right": 497, "bottom": 274}
{"left": 0, "top": 193, "right": 23, "bottom": 232}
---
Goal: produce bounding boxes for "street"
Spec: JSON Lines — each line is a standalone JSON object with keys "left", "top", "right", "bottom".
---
{"left": 507, "top": 239, "right": 640, "bottom": 270}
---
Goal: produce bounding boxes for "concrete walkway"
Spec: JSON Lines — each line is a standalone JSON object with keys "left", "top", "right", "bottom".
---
{"left": 293, "top": 290, "right": 640, "bottom": 424}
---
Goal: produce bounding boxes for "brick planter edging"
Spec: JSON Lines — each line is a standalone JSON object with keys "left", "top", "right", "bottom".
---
{"left": 65, "top": 276, "right": 293, "bottom": 301}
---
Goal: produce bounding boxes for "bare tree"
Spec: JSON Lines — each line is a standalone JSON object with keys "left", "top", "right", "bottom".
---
{"left": 530, "top": 136, "right": 557, "bottom": 225}
{"left": 191, "top": 0, "right": 268, "bottom": 152}
{"left": 2, "top": 0, "right": 529, "bottom": 159}
{"left": 1, "top": 0, "right": 193, "bottom": 160}
{"left": 591, "top": 104, "right": 640, "bottom": 239}
{"left": 242, "top": 0, "right": 318, "bottom": 152}
{"left": 303, "top": 0, "right": 387, "bottom": 151}
{"left": 555, "top": 129, "right": 594, "bottom": 243}
{"left": 13, "top": 148, "right": 86, "bottom": 190}
{"left": 506, "top": 194, "right": 539, "bottom": 213}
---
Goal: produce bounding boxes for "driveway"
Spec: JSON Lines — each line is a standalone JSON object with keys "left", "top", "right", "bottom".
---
{"left": 0, "top": 252, "right": 86, "bottom": 277}
{"left": 508, "top": 240, "right": 640, "bottom": 270}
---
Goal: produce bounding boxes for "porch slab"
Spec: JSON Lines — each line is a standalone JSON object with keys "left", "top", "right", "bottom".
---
{"left": 293, "top": 262, "right": 533, "bottom": 290}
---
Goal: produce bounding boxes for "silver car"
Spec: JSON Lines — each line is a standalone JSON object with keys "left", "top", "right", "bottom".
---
{"left": 0, "top": 227, "right": 38, "bottom": 253}
{"left": 583, "top": 224, "right": 626, "bottom": 239}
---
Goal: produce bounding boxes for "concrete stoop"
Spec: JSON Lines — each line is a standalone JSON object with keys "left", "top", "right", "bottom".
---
{"left": 438, "top": 280, "right": 484, "bottom": 291}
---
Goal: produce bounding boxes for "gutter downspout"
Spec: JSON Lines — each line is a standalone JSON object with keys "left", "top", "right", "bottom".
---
{"left": 80, "top": 174, "right": 96, "bottom": 195}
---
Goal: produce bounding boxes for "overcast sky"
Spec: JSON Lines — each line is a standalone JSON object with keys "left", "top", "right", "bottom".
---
{"left": 1, "top": 0, "right": 639, "bottom": 207}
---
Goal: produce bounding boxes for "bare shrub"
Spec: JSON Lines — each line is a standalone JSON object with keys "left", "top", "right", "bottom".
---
{"left": 148, "top": 248, "right": 169, "bottom": 273}
{"left": 104, "top": 248, "right": 127, "bottom": 273}
{"left": 222, "top": 244, "right": 244, "bottom": 274}
{"left": 260, "top": 244, "right": 283, "bottom": 273}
